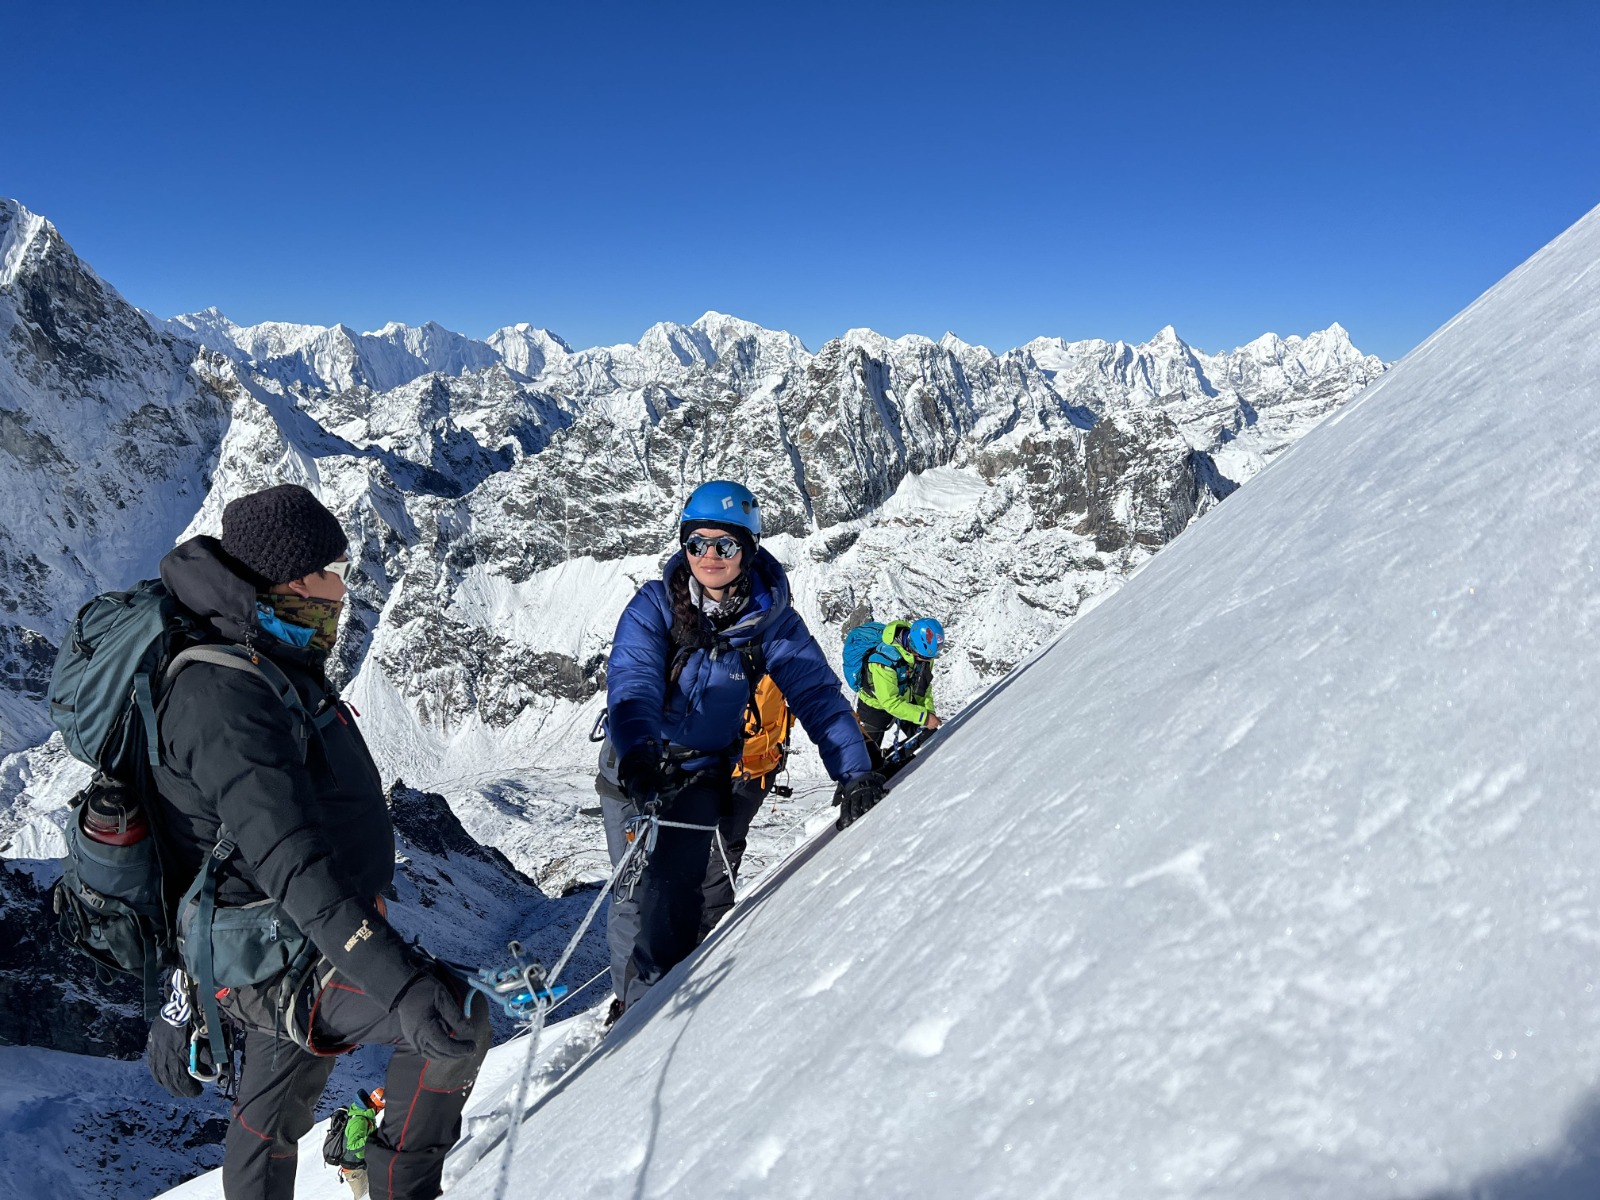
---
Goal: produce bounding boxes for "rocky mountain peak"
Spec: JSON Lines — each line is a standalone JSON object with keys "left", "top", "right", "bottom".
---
{"left": 0, "top": 199, "right": 54, "bottom": 289}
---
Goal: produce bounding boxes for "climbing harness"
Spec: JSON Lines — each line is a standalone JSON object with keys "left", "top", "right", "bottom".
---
{"left": 616, "top": 795, "right": 738, "bottom": 902}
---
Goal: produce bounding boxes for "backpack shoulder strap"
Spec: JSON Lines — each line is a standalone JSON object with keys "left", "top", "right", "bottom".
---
{"left": 165, "top": 645, "right": 313, "bottom": 759}
{"left": 168, "top": 644, "right": 307, "bottom": 713}
{"left": 740, "top": 639, "right": 767, "bottom": 683}
{"left": 737, "top": 640, "right": 768, "bottom": 735}
{"left": 190, "top": 819, "right": 238, "bottom": 1092}
{"left": 861, "top": 642, "right": 908, "bottom": 698}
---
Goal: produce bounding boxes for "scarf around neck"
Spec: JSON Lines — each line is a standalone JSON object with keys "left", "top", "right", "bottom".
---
{"left": 257, "top": 592, "right": 343, "bottom": 650}
{"left": 689, "top": 574, "right": 750, "bottom": 629}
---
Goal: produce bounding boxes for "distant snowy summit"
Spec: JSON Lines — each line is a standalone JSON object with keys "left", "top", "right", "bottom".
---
{"left": 158, "top": 300, "right": 1380, "bottom": 410}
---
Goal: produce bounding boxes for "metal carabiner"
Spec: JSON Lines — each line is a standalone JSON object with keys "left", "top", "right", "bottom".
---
{"left": 617, "top": 809, "right": 657, "bottom": 899}
{"left": 187, "top": 1028, "right": 222, "bottom": 1084}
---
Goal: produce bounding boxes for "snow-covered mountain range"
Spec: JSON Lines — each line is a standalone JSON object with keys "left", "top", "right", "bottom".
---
{"left": 0, "top": 196, "right": 1384, "bottom": 833}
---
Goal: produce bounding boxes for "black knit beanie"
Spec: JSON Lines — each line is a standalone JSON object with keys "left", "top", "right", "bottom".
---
{"left": 220, "top": 484, "right": 348, "bottom": 585}
{"left": 678, "top": 521, "right": 758, "bottom": 561}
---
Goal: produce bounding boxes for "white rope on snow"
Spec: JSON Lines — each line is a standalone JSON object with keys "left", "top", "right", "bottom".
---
{"left": 485, "top": 784, "right": 844, "bottom": 1198}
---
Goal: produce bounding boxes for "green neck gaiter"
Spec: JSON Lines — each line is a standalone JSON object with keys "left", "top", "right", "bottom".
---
{"left": 260, "top": 592, "right": 344, "bottom": 651}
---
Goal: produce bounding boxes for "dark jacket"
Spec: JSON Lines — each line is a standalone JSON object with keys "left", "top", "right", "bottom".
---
{"left": 607, "top": 548, "right": 873, "bottom": 783}
{"left": 150, "top": 536, "right": 417, "bottom": 1008}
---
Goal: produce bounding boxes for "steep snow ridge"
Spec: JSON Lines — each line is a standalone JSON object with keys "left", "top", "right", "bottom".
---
{"left": 0, "top": 200, "right": 226, "bottom": 754}
{"left": 423, "top": 201, "right": 1600, "bottom": 1198}
{"left": 0, "top": 200, "right": 48, "bottom": 288}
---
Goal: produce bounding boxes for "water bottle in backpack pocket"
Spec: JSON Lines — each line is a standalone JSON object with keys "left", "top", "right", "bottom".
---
{"left": 52, "top": 777, "right": 168, "bottom": 993}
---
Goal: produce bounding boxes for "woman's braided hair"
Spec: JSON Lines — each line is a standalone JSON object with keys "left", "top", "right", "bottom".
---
{"left": 666, "top": 557, "right": 752, "bottom": 684}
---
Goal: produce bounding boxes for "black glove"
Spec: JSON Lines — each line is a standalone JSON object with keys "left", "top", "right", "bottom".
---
{"left": 146, "top": 971, "right": 203, "bottom": 1099}
{"left": 617, "top": 744, "right": 664, "bottom": 810}
{"left": 833, "top": 772, "right": 886, "bottom": 830}
{"left": 393, "top": 971, "right": 478, "bottom": 1061}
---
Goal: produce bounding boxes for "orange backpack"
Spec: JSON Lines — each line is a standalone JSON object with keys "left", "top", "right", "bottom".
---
{"left": 736, "top": 676, "right": 794, "bottom": 780}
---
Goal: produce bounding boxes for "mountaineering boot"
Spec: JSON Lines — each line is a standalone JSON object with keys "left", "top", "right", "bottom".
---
{"left": 341, "top": 1166, "right": 369, "bottom": 1199}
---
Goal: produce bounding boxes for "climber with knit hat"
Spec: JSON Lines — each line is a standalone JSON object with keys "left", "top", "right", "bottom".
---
{"left": 143, "top": 483, "right": 489, "bottom": 1200}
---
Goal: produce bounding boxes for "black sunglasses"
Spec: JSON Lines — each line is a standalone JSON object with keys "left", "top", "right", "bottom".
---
{"left": 684, "top": 534, "right": 742, "bottom": 560}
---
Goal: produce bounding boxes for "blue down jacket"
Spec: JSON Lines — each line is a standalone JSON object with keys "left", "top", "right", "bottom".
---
{"left": 607, "top": 548, "right": 872, "bottom": 783}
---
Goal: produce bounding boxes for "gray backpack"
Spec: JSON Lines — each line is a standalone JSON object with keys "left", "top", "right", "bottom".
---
{"left": 48, "top": 580, "right": 315, "bottom": 1025}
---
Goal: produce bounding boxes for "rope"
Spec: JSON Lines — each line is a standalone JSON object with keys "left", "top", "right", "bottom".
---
{"left": 546, "top": 964, "right": 611, "bottom": 1015}
{"left": 712, "top": 828, "right": 737, "bottom": 903}
{"left": 488, "top": 832, "right": 644, "bottom": 1200}
{"left": 485, "top": 789, "right": 837, "bottom": 1196}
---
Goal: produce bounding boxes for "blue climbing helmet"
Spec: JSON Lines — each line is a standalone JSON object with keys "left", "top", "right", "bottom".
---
{"left": 679, "top": 480, "right": 762, "bottom": 540}
{"left": 906, "top": 617, "right": 945, "bottom": 659}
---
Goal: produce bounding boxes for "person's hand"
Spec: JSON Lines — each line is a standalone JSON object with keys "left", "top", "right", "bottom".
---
{"left": 618, "top": 744, "right": 664, "bottom": 810}
{"left": 146, "top": 1012, "right": 202, "bottom": 1098}
{"left": 832, "top": 772, "right": 886, "bottom": 830}
{"left": 924, "top": 713, "right": 942, "bottom": 730}
{"left": 393, "top": 971, "right": 478, "bottom": 1060}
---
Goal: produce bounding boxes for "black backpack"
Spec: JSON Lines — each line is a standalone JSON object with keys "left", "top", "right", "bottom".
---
{"left": 321, "top": 1106, "right": 351, "bottom": 1167}
{"left": 47, "top": 579, "right": 308, "bottom": 1019}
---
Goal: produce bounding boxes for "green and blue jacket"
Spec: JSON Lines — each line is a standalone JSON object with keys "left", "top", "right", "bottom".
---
{"left": 857, "top": 620, "right": 935, "bottom": 724}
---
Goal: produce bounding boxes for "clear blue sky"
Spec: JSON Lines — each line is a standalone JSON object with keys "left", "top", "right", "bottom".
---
{"left": 8, "top": 1, "right": 1598, "bottom": 361}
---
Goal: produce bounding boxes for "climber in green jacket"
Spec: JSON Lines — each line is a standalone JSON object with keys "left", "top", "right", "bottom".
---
{"left": 339, "top": 1087, "right": 384, "bottom": 1199}
{"left": 855, "top": 617, "right": 945, "bottom": 771}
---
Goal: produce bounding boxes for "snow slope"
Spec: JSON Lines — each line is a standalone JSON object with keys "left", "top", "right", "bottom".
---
{"left": 390, "top": 206, "right": 1600, "bottom": 1198}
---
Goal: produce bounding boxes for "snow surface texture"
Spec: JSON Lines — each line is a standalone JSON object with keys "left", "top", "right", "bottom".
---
{"left": 0, "top": 1047, "right": 229, "bottom": 1199}
{"left": 304, "top": 212, "right": 1599, "bottom": 1199}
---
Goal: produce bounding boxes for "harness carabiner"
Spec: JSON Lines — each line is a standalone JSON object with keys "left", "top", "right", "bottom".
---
{"left": 187, "top": 1027, "right": 223, "bottom": 1084}
{"left": 617, "top": 808, "right": 657, "bottom": 899}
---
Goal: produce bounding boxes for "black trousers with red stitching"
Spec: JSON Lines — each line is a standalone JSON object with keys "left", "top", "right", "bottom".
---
{"left": 222, "top": 976, "right": 491, "bottom": 1200}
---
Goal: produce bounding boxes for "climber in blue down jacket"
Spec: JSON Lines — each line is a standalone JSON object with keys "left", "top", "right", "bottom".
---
{"left": 597, "top": 480, "right": 881, "bottom": 1012}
